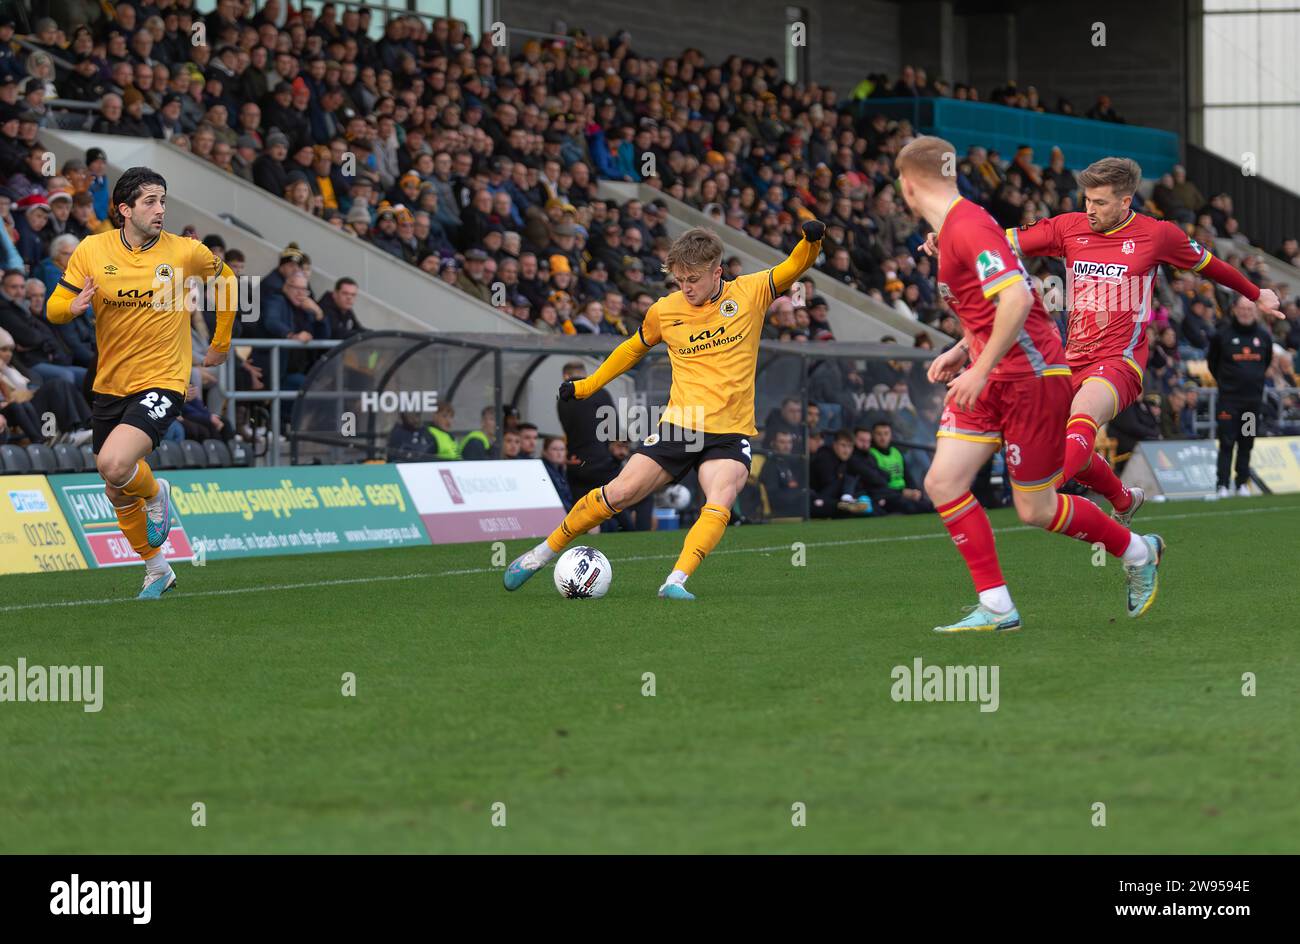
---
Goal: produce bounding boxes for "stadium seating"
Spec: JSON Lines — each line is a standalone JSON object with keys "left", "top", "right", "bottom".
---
{"left": 203, "top": 440, "right": 233, "bottom": 468}
{"left": 156, "top": 441, "right": 185, "bottom": 470}
{"left": 180, "top": 441, "right": 209, "bottom": 468}
{"left": 25, "top": 444, "right": 57, "bottom": 473}
{"left": 0, "top": 445, "right": 33, "bottom": 474}
{"left": 52, "top": 443, "right": 86, "bottom": 473}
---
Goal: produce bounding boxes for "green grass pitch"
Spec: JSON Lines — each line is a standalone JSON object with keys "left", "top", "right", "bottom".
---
{"left": 2, "top": 495, "right": 1298, "bottom": 853}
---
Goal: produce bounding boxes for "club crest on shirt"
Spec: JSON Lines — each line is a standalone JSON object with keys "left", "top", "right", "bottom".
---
{"left": 642, "top": 434, "right": 660, "bottom": 447}
{"left": 975, "top": 250, "right": 1005, "bottom": 281}
{"left": 720, "top": 299, "right": 739, "bottom": 317}
{"left": 154, "top": 263, "right": 174, "bottom": 281}
{"left": 1121, "top": 239, "right": 1135, "bottom": 254}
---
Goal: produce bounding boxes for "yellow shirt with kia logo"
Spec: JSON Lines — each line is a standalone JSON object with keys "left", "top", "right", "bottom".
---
{"left": 572, "top": 236, "right": 822, "bottom": 436}
{"left": 634, "top": 271, "right": 774, "bottom": 435}
{"left": 47, "top": 228, "right": 236, "bottom": 398}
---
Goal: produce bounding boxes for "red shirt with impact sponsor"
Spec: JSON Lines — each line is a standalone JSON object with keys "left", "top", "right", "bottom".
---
{"left": 1007, "top": 210, "right": 1211, "bottom": 374}
{"left": 937, "top": 196, "right": 1068, "bottom": 382}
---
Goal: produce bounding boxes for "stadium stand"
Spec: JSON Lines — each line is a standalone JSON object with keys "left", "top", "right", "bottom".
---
{"left": 0, "top": 3, "right": 1296, "bottom": 522}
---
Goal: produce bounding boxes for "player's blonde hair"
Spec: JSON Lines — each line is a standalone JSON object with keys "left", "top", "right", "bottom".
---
{"left": 895, "top": 135, "right": 958, "bottom": 183}
{"left": 662, "top": 227, "right": 723, "bottom": 276}
{"left": 1077, "top": 157, "right": 1142, "bottom": 197}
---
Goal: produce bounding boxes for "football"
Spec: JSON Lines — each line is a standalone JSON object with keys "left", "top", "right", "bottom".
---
{"left": 553, "top": 546, "right": 612, "bottom": 599}
{"left": 663, "top": 484, "right": 692, "bottom": 510}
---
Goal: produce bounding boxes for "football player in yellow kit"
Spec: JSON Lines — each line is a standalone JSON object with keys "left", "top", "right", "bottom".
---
{"left": 505, "top": 220, "right": 825, "bottom": 600}
{"left": 47, "top": 167, "right": 237, "bottom": 599}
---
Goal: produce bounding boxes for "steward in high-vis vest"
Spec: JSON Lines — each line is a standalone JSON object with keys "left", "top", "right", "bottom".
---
{"left": 865, "top": 420, "right": 933, "bottom": 515}
{"left": 427, "top": 402, "right": 460, "bottom": 460}
{"left": 460, "top": 406, "right": 497, "bottom": 460}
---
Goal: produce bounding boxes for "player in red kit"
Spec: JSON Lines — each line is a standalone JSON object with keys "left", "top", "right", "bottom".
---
{"left": 1003, "top": 157, "right": 1280, "bottom": 522}
{"left": 898, "top": 137, "right": 1165, "bottom": 632}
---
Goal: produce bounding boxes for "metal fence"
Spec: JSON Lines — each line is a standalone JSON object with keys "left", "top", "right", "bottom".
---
{"left": 219, "top": 338, "right": 341, "bottom": 466}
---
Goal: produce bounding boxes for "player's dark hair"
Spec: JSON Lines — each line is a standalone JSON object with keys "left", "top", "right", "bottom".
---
{"left": 834, "top": 430, "right": 853, "bottom": 444}
{"left": 110, "top": 166, "right": 167, "bottom": 228}
{"left": 872, "top": 420, "right": 892, "bottom": 431}
{"left": 518, "top": 422, "right": 538, "bottom": 433}
{"left": 334, "top": 276, "right": 358, "bottom": 291}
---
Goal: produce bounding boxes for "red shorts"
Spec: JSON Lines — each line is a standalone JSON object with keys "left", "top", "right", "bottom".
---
{"left": 1069, "top": 356, "right": 1144, "bottom": 418}
{"left": 938, "top": 372, "right": 1073, "bottom": 493}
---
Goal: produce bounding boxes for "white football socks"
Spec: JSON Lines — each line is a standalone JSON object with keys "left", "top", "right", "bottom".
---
{"left": 979, "top": 585, "right": 1014, "bottom": 614}
{"left": 1121, "top": 533, "right": 1150, "bottom": 567}
{"left": 145, "top": 554, "right": 171, "bottom": 577}
{"left": 666, "top": 569, "right": 688, "bottom": 586}
{"left": 532, "top": 542, "right": 556, "bottom": 564}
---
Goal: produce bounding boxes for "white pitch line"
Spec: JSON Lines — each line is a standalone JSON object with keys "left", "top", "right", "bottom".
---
{"left": 0, "top": 572, "right": 432, "bottom": 613}
{"left": 437, "top": 502, "right": 1291, "bottom": 575}
{"left": 2, "top": 501, "right": 1291, "bottom": 612}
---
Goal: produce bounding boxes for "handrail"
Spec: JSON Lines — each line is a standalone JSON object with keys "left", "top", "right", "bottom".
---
{"left": 220, "top": 338, "right": 342, "bottom": 467}
{"left": 14, "top": 37, "right": 75, "bottom": 73}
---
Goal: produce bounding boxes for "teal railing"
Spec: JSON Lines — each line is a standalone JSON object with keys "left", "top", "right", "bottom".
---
{"left": 860, "top": 98, "right": 1179, "bottom": 179}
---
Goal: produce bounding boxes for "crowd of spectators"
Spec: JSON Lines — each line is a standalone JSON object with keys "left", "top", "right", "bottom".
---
{"left": 2, "top": 4, "right": 1298, "bottom": 512}
{"left": 0, "top": 4, "right": 1162, "bottom": 346}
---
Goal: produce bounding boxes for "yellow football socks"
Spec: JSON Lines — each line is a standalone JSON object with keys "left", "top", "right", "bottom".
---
{"left": 546, "top": 487, "right": 620, "bottom": 553}
{"left": 673, "top": 502, "right": 730, "bottom": 576}
{"left": 114, "top": 498, "right": 159, "bottom": 560}
{"left": 118, "top": 459, "right": 159, "bottom": 501}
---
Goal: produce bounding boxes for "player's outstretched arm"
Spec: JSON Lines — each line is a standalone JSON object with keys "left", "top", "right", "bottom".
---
{"left": 1197, "top": 255, "right": 1282, "bottom": 318}
{"left": 559, "top": 333, "right": 655, "bottom": 401}
{"left": 771, "top": 220, "right": 825, "bottom": 293}
{"left": 45, "top": 279, "right": 96, "bottom": 324}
